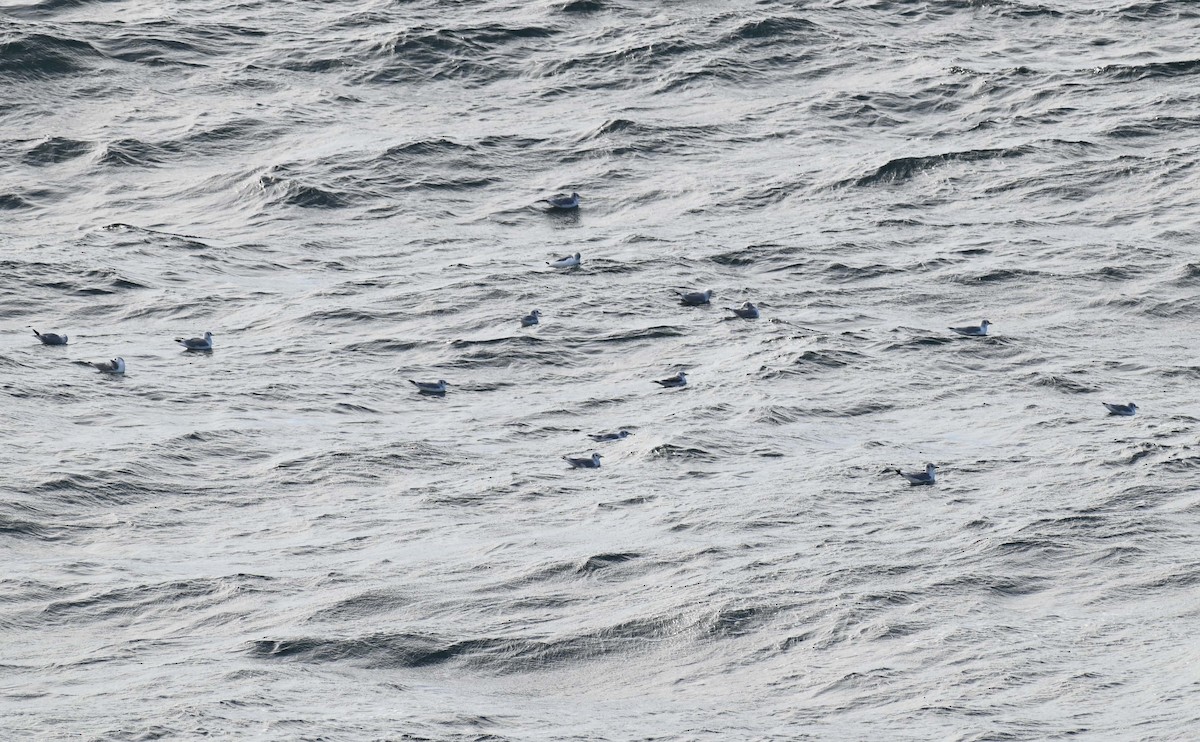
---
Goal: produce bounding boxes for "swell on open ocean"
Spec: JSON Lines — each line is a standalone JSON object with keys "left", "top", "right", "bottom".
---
{"left": 3, "top": 0, "right": 1200, "bottom": 739}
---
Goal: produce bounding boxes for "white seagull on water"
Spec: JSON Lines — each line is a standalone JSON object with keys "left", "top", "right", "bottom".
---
{"left": 542, "top": 192, "right": 580, "bottom": 210}
{"left": 949, "top": 319, "right": 990, "bottom": 337}
{"left": 410, "top": 379, "right": 447, "bottom": 396}
{"left": 547, "top": 252, "right": 582, "bottom": 269}
{"left": 175, "top": 331, "right": 213, "bottom": 351}
{"left": 1103, "top": 402, "right": 1137, "bottom": 416}
{"left": 653, "top": 371, "right": 688, "bottom": 388}
{"left": 521, "top": 309, "right": 541, "bottom": 327}
{"left": 564, "top": 452, "right": 602, "bottom": 468}
{"left": 896, "top": 463, "right": 937, "bottom": 486}
{"left": 725, "top": 302, "right": 759, "bottom": 319}
{"left": 589, "top": 430, "right": 631, "bottom": 442}
{"left": 676, "top": 289, "right": 713, "bottom": 306}
{"left": 32, "top": 329, "right": 68, "bottom": 345}
{"left": 91, "top": 357, "right": 126, "bottom": 374}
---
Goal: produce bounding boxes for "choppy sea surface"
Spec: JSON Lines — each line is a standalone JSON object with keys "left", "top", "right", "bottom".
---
{"left": 4, "top": 0, "right": 1200, "bottom": 739}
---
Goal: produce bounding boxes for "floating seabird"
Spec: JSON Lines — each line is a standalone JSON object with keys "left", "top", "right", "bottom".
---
{"left": 676, "top": 289, "right": 713, "bottom": 306}
{"left": 543, "top": 192, "right": 580, "bottom": 210}
{"left": 175, "top": 331, "right": 213, "bottom": 351}
{"left": 32, "top": 329, "right": 68, "bottom": 345}
{"left": 725, "top": 302, "right": 759, "bottom": 319}
{"left": 653, "top": 371, "right": 688, "bottom": 388}
{"left": 1103, "top": 402, "right": 1138, "bottom": 416}
{"left": 547, "top": 252, "right": 582, "bottom": 269}
{"left": 949, "top": 319, "right": 990, "bottom": 337}
{"left": 410, "top": 379, "right": 447, "bottom": 396}
{"left": 564, "top": 452, "right": 602, "bottom": 468}
{"left": 521, "top": 309, "right": 542, "bottom": 327}
{"left": 589, "top": 430, "right": 631, "bottom": 442}
{"left": 896, "top": 463, "right": 937, "bottom": 486}
{"left": 91, "top": 357, "right": 126, "bottom": 374}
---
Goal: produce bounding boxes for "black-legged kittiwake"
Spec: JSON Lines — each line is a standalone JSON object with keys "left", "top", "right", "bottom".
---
{"left": 589, "top": 430, "right": 631, "bottom": 442}
{"left": 653, "top": 371, "right": 688, "bottom": 388}
{"left": 91, "top": 357, "right": 126, "bottom": 374}
{"left": 1103, "top": 402, "right": 1137, "bottom": 416}
{"left": 949, "top": 320, "right": 990, "bottom": 337}
{"left": 725, "top": 302, "right": 759, "bottom": 319}
{"left": 175, "top": 331, "right": 213, "bottom": 351}
{"left": 564, "top": 452, "right": 602, "bottom": 468}
{"left": 32, "top": 329, "right": 68, "bottom": 345}
{"left": 543, "top": 192, "right": 580, "bottom": 210}
{"left": 896, "top": 463, "right": 937, "bottom": 485}
{"left": 410, "top": 379, "right": 447, "bottom": 396}
{"left": 676, "top": 289, "right": 713, "bottom": 306}
{"left": 547, "top": 252, "right": 582, "bottom": 269}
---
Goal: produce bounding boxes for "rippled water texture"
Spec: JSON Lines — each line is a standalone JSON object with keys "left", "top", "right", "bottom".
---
{"left": 4, "top": 0, "right": 1200, "bottom": 738}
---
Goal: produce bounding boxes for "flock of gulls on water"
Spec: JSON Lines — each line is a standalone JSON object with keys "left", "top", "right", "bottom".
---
{"left": 30, "top": 191, "right": 1140, "bottom": 481}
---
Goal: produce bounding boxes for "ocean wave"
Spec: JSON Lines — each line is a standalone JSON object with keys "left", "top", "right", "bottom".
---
{"left": 360, "top": 24, "right": 559, "bottom": 84}
{"left": 849, "top": 147, "right": 1027, "bottom": 186}
{"left": 22, "top": 136, "right": 91, "bottom": 166}
{"left": 0, "top": 33, "right": 101, "bottom": 77}
{"left": 1092, "top": 58, "right": 1200, "bottom": 81}
{"left": 250, "top": 615, "right": 677, "bottom": 672}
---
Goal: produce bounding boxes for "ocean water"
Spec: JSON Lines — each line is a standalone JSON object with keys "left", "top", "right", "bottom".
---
{"left": 4, "top": 0, "right": 1200, "bottom": 738}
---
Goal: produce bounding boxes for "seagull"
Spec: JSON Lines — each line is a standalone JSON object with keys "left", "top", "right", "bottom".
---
{"left": 676, "top": 289, "right": 713, "bottom": 306}
{"left": 175, "top": 331, "right": 213, "bottom": 351}
{"left": 547, "top": 252, "right": 582, "bottom": 269}
{"left": 32, "top": 329, "right": 68, "bottom": 345}
{"left": 653, "top": 371, "right": 688, "bottom": 388}
{"left": 589, "top": 430, "right": 631, "bottom": 442}
{"left": 91, "top": 357, "right": 126, "bottom": 374}
{"left": 410, "top": 379, "right": 447, "bottom": 396}
{"left": 543, "top": 192, "right": 580, "bottom": 210}
{"left": 564, "top": 452, "right": 602, "bottom": 468}
{"left": 521, "top": 309, "right": 541, "bottom": 327}
{"left": 1103, "top": 402, "right": 1138, "bottom": 416}
{"left": 725, "top": 302, "right": 759, "bottom": 319}
{"left": 896, "top": 463, "right": 937, "bottom": 486}
{"left": 949, "top": 319, "right": 990, "bottom": 337}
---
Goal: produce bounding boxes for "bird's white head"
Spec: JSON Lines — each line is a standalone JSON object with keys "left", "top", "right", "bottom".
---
{"left": 114, "top": 357, "right": 126, "bottom": 372}
{"left": 204, "top": 331, "right": 213, "bottom": 340}
{"left": 531, "top": 309, "right": 541, "bottom": 316}
{"left": 926, "top": 463, "right": 937, "bottom": 473}
{"left": 573, "top": 252, "right": 581, "bottom": 260}
{"left": 593, "top": 453, "right": 603, "bottom": 461}
{"left": 980, "top": 320, "right": 991, "bottom": 328}
{"left": 618, "top": 430, "right": 630, "bottom": 438}
{"left": 572, "top": 192, "right": 580, "bottom": 198}
{"left": 1128, "top": 403, "right": 1138, "bottom": 410}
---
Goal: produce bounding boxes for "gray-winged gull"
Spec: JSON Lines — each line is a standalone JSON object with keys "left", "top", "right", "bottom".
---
{"left": 91, "top": 357, "right": 126, "bottom": 374}
{"left": 1103, "top": 402, "right": 1137, "bottom": 416}
{"left": 676, "top": 289, "right": 713, "bottom": 306}
{"left": 32, "top": 329, "right": 68, "bottom": 345}
{"left": 410, "top": 379, "right": 447, "bottom": 396}
{"left": 949, "top": 320, "right": 990, "bottom": 337}
{"left": 589, "top": 430, "right": 631, "bottom": 442}
{"left": 725, "top": 302, "right": 759, "bottom": 319}
{"left": 896, "top": 463, "right": 937, "bottom": 485}
{"left": 653, "top": 371, "right": 688, "bottom": 388}
{"left": 547, "top": 252, "right": 582, "bottom": 269}
{"left": 564, "top": 452, "right": 602, "bottom": 468}
{"left": 175, "top": 331, "right": 213, "bottom": 351}
{"left": 543, "top": 192, "right": 580, "bottom": 210}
